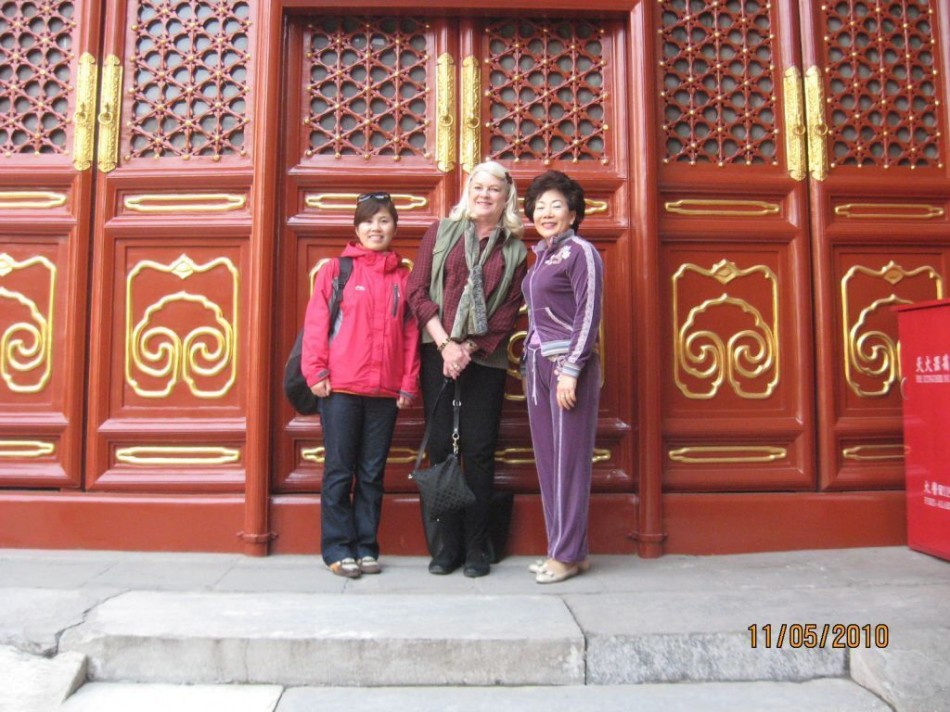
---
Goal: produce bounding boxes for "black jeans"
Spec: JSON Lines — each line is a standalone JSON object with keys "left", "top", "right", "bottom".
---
{"left": 420, "top": 343, "right": 507, "bottom": 567}
{"left": 319, "top": 392, "right": 398, "bottom": 565}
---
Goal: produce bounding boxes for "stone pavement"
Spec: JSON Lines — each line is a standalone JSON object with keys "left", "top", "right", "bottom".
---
{"left": 0, "top": 546, "right": 948, "bottom": 711}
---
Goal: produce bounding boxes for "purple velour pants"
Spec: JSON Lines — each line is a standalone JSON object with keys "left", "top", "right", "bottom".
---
{"left": 525, "top": 345, "right": 601, "bottom": 564}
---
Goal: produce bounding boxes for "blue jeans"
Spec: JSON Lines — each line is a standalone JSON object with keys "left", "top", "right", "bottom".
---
{"left": 319, "top": 392, "right": 399, "bottom": 565}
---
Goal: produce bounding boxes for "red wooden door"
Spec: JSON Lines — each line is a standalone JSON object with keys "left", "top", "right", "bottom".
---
{"left": 0, "top": 0, "right": 101, "bottom": 489}
{"left": 653, "top": 0, "right": 817, "bottom": 500}
{"left": 801, "top": 0, "right": 950, "bottom": 492}
{"left": 81, "top": 0, "right": 260, "bottom": 545}
{"left": 270, "top": 11, "right": 638, "bottom": 553}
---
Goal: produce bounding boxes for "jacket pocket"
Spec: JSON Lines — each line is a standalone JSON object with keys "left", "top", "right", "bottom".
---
{"left": 544, "top": 307, "right": 574, "bottom": 331}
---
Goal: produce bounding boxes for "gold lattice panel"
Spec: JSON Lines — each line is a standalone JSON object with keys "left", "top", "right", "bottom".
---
{"left": 484, "top": 17, "right": 609, "bottom": 165}
{"left": 125, "top": 0, "right": 253, "bottom": 161}
{"left": 304, "top": 16, "right": 430, "bottom": 160}
{"left": 0, "top": 1, "right": 76, "bottom": 157}
{"left": 659, "top": 0, "right": 778, "bottom": 166}
{"left": 822, "top": 0, "right": 943, "bottom": 169}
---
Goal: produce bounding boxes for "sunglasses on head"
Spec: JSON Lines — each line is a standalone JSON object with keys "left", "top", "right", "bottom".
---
{"left": 357, "top": 192, "right": 392, "bottom": 203}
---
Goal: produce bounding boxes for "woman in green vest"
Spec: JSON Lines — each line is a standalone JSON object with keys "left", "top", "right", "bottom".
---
{"left": 406, "top": 161, "right": 527, "bottom": 577}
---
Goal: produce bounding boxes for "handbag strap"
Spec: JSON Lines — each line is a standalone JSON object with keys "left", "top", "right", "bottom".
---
{"left": 451, "top": 378, "right": 461, "bottom": 456}
{"left": 412, "top": 377, "right": 462, "bottom": 472}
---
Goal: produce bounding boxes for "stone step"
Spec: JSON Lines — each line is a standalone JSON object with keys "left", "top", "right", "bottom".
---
{"left": 58, "top": 680, "right": 890, "bottom": 712}
{"left": 0, "top": 645, "right": 87, "bottom": 712}
{"left": 55, "top": 589, "right": 868, "bottom": 689}
{"left": 58, "top": 591, "right": 585, "bottom": 686}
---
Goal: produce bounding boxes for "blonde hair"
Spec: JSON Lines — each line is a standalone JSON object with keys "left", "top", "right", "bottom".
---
{"left": 448, "top": 160, "right": 524, "bottom": 238}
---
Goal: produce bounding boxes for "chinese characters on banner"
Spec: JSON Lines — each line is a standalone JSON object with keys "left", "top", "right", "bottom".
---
{"left": 915, "top": 354, "right": 950, "bottom": 383}
{"left": 923, "top": 481, "right": 950, "bottom": 511}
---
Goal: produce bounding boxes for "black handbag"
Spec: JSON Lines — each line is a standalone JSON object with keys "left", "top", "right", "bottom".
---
{"left": 410, "top": 379, "right": 475, "bottom": 520}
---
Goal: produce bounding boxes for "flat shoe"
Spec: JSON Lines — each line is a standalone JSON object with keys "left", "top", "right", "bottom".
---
{"left": 535, "top": 564, "right": 579, "bottom": 584}
{"left": 357, "top": 556, "right": 381, "bottom": 574}
{"left": 530, "top": 558, "right": 590, "bottom": 575}
{"left": 463, "top": 562, "right": 490, "bottom": 578}
{"left": 328, "top": 557, "right": 361, "bottom": 578}
{"left": 428, "top": 560, "right": 460, "bottom": 575}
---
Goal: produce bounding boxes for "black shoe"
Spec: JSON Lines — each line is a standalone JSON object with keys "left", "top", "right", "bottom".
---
{"left": 463, "top": 562, "right": 490, "bottom": 578}
{"left": 428, "top": 559, "right": 461, "bottom": 575}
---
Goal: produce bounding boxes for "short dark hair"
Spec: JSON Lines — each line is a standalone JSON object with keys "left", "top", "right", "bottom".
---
{"left": 354, "top": 194, "right": 398, "bottom": 227}
{"left": 523, "top": 170, "right": 585, "bottom": 232}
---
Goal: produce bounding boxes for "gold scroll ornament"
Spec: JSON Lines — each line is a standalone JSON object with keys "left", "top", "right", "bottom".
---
{"left": 0, "top": 254, "right": 56, "bottom": 394}
{"left": 673, "top": 260, "right": 779, "bottom": 400}
{"left": 125, "top": 254, "right": 239, "bottom": 399}
{"left": 841, "top": 261, "right": 943, "bottom": 398}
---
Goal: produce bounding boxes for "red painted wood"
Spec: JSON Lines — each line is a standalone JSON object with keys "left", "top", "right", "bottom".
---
{"left": 0, "top": 493, "right": 245, "bottom": 552}
{"left": 663, "top": 492, "right": 906, "bottom": 555}
{"left": 269, "top": 493, "right": 640, "bottom": 556}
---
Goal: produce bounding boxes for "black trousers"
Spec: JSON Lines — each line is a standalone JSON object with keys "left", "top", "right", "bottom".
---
{"left": 420, "top": 343, "right": 507, "bottom": 566}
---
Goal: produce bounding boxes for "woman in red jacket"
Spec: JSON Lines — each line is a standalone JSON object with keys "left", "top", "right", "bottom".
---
{"left": 301, "top": 193, "right": 421, "bottom": 578}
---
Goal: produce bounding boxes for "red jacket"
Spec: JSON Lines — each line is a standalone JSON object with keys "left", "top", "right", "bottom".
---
{"left": 301, "top": 242, "right": 420, "bottom": 400}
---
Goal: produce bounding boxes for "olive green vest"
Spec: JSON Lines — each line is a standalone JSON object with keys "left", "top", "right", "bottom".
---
{"left": 426, "top": 218, "right": 527, "bottom": 369}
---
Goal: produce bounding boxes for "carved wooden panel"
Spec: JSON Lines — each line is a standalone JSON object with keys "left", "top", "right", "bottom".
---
{"left": 482, "top": 17, "right": 612, "bottom": 166}
{"left": 0, "top": 0, "right": 77, "bottom": 157}
{"left": 0, "top": 235, "right": 74, "bottom": 485}
{"left": 87, "top": 238, "right": 249, "bottom": 491}
{"left": 661, "top": 242, "right": 812, "bottom": 491}
{"left": 819, "top": 0, "right": 943, "bottom": 169}
{"left": 826, "top": 248, "right": 948, "bottom": 489}
{"left": 124, "top": 0, "right": 254, "bottom": 162}
{"left": 659, "top": 0, "right": 779, "bottom": 166}
{"left": 303, "top": 15, "right": 431, "bottom": 162}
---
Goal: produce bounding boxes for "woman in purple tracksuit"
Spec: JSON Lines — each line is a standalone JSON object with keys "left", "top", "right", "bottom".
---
{"left": 522, "top": 171, "right": 604, "bottom": 584}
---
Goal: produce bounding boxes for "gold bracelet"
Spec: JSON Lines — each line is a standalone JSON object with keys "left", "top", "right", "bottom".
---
{"left": 437, "top": 337, "right": 452, "bottom": 353}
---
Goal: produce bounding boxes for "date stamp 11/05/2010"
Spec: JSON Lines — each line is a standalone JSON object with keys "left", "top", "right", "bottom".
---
{"left": 748, "top": 623, "right": 889, "bottom": 649}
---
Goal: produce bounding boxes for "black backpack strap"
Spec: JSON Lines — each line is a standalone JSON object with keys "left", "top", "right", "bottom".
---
{"left": 327, "top": 256, "right": 354, "bottom": 329}
{"left": 327, "top": 256, "right": 354, "bottom": 335}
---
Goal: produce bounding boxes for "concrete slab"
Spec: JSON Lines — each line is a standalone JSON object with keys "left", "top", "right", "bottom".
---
{"left": 84, "top": 555, "right": 237, "bottom": 591}
{"left": 0, "top": 645, "right": 87, "bottom": 712}
{"left": 568, "top": 584, "right": 949, "bottom": 683}
{"left": 275, "top": 679, "right": 891, "bottom": 712}
{"left": 60, "top": 683, "right": 283, "bottom": 712}
{"left": 0, "top": 553, "right": 115, "bottom": 590}
{"left": 851, "top": 625, "right": 950, "bottom": 712}
{"left": 0, "top": 588, "right": 119, "bottom": 656}
{"left": 59, "top": 591, "right": 585, "bottom": 686}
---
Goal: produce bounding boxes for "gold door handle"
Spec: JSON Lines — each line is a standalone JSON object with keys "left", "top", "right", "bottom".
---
{"left": 460, "top": 55, "right": 481, "bottom": 173}
{"left": 72, "top": 53, "right": 98, "bottom": 171}
{"left": 97, "top": 56, "right": 123, "bottom": 173}
{"left": 804, "top": 65, "right": 829, "bottom": 182}
{"left": 435, "top": 53, "right": 457, "bottom": 173}
{"left": 782, "top": 66, "right": 806, "bottom": 182}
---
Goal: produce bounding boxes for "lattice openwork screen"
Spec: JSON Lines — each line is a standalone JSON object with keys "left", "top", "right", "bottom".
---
{"left": 659, "top": 0, "right": 778, "bottom": 166}
{"left": 823, "top": 0, "right": 943, "bottom": 169}
{"left": 304, "top": 16, "right": 429, "bottom": 160}
{"left": 484, "top": 18, "right": 609, "bottom": 165}
{"left": 126, "top": 0, "right": 253, "bottom": 161}
{"left": 0, "top": 1, "right": 75, "bottom": 157}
